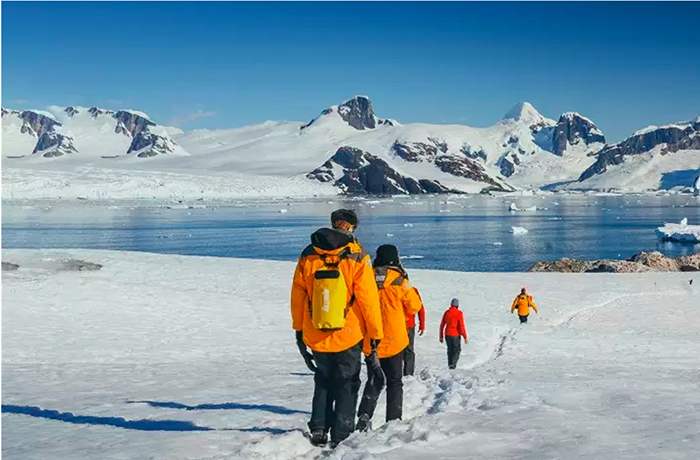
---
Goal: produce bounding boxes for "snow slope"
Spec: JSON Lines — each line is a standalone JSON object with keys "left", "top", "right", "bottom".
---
{"left": 3, "top": 250, "right": 699, "bottom": 460}
{"left": 570, "top": 147, "right": 700, "bottom": 192}
{"left": 3, "top": 98, "right": 606, "bottom": 199}
{"left": 4, "top": 98, "right": 698, "bottom": 199}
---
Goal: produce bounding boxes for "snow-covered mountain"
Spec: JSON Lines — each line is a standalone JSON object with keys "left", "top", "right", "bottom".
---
{"left": 2, "top": 97, "right": 698, "bottom": 198}
{"left": 172, "top": 97, "right": 607, "bottom": 195}
{"left": 571, "top": 117, "right": 700, "bottom": 192}
{"left": 1, "top": 106, "right": 186, "bottom": 159}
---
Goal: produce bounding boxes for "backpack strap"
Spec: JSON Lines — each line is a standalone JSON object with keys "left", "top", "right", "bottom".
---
{"left": 375, "top": 266, "right": 388, "bottom": 290}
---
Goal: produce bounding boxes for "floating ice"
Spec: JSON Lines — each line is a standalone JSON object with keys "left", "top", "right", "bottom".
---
{"left": 510, "top": 226, "right": 529, "bottom": 235}
{"left": 492, "top": 242, "right": 504, "bottom": 246}
{"left": 655, "top": 218, "right": 700, "bottom": 243}
{"left": 279, "top": 209, "right": 288, "bottom": 213}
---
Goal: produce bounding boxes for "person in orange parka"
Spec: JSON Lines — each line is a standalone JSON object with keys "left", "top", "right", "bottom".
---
{"left": 403, "top": 287, "right": 425, "bottom": 376}
{"left": 511, "top": 287, "right": 538, "bottom": 324}
{"left": 439, "top": 298, "right": 468, "bottom": 369}
{"left": 356, "top": 244, "right": 423, "bottom": 432}
{"left": 291, "top": 209, "right": 384, "bottom": 447}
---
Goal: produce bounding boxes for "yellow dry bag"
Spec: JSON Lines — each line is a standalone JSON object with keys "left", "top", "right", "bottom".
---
{"left": 311, "top": 254, "right": 349, "bottom": 331}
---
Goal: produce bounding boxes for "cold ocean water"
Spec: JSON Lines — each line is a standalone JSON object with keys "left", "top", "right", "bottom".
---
{"left": 2, "top": 194, "right": 699, "bottom": 271}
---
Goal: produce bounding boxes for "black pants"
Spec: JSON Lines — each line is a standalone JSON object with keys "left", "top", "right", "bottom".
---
{"left": 445, "top": 336, "right": 461, "bottom": 369}
{"left": 519, "top": 315, "right": 529, "bottom": 324}
{"left": 309, "top": 341, "right": 362, "bottom": 443}
{"left": 358, "top": 351, "right": 404, "bottom": 423}
{"left": 403, "top": 327, "right": 416, "bottom": 376}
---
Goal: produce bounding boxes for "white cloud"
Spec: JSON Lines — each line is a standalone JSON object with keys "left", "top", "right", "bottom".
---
{"left": 168, "top": 109, "right": 216, "bottom": 127}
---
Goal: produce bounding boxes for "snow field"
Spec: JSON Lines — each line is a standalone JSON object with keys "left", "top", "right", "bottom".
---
{"left": 2, "top": 250, "right": 700, "bottom": 460}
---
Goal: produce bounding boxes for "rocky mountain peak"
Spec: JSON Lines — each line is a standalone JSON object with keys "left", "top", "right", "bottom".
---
{"left": 301, "top": 95, "right": 388, "bottom": 131}
{"left": 336, "top": 96, "right": 376, "bottom": 130}
{"left": 2, "top": 107, "right": 20, "bottom": 118}
{"left": 552, "top": 112, "right": 605, "bottom": 156}
{"left": 64, "top": 106, "right": 80, "bottom": 117}
{"left": 114, "top": 110, "right": 156, "bottom": 138}
{"left": 88, "top": 107, "right": 114, "bottom": 118}
{"left": 19, "top": 110, "right": 61, "bottom": 137}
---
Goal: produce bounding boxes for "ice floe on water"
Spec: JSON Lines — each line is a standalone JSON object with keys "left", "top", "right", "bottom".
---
{"left": 656, "top": 217, "right": 700, "bottom": 243}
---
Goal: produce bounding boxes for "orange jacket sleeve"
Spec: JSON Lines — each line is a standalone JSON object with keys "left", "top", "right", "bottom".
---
{"left": 413, "top": 287, "right": 426, "bottom": 330}
{"left": 439, "top": 311, "right": 447, "bottom": 340}
{"left": 290, "top": 258, "right": 307, "bottom": 331}
{"left": 510, "top": 297, "right": 518, "bottom": 313}
{"left": 402, "top": 284, "right": 423, "bottom": 318}
{"left": 352, "top": 254, "right": 383, "bottom": 340}
{"left": 529, "top": 296, "right": 538, "bottom": 313}
{"left": 458, "top": 311, "right": 467, "bottom": 340}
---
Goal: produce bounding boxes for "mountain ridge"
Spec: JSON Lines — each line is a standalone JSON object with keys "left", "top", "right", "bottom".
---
{"left": 3, "top": 97, "right": 698, "bottom": 195}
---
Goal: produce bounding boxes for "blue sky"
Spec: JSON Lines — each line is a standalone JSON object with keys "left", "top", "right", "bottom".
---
{"left": 2, "top": 2, "right": 699, "bottom": 141}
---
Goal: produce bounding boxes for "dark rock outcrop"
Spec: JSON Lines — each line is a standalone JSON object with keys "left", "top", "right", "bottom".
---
{"left": 392, "top": 142, "right": 438, "bottom": 162}
{"left": 580, "top": 119, "right": 700, "bottom": 181}
{"left": 2, "top": 262, "right": 19, "bottom": 271}
{"left": 301, "top": 96, "right": 393, "bottom": 131}
{"left": 19, "top": 111, "right": 60, "bottom": 137}
{"left": 336, "top": 96, "right": 376, "bottom": 130}
{"left": 33, "top": 131, "right": 78, "bottom": 157}
{"left": 126, "top": 130, "right": 179, "bottom": 157}
{"left": 59, "top": 259, "right": 102, "bottom": 271}
{"left": 1, "top": 108, "right": 20, "bottom": 118}
{"left": 113, "top": 110, "right": 180, "bottom": 157}
{"left": 435, "top": 156, "right": 511, "bottom": 191}
{"left": 528, "top": 251, "right": 700, "bottom": 273}
{"left": 552, "top": 112, "right": 605, "bottom": 156}
{"left": 428, "top": 137, "right": 448, "bottom": 154}
{"left": 308, "top": 146, "right": 455, "bottom": 195}
{"left": 64, "top": 106, "right": 79, "bottom": 117}
{"left": 114, "top": 110, "right": 155, "bottom": 138}
{"left": 461, "top": 145, "right": 487, "bottom": 162}
{"left": 88, "top": 107, "right": 114, "bottom": 118}
{"left": 499, "top": 158, "right": 515, "bottom": 177}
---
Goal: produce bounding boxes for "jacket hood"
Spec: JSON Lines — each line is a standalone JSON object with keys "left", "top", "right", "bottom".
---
{"left": 311, "top": 228, "right": 356, "bottom": 252}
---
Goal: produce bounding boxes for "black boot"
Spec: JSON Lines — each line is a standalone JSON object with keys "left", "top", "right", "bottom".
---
{"left": 356, "top": 413, "right": 372, "bottom": 432}
{"left": 310, "top": 429, "right": 328, "bottom": 446}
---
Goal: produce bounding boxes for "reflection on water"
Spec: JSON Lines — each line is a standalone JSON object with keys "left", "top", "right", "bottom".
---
{"left": 2, "top": 195, "right": 699, "bottom": 272}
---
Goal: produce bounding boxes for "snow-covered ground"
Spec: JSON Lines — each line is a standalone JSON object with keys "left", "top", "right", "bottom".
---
{"left": 1, "top": 167, "right": 335, "bottom": 201}
{"left": 3, "top": 250, "right": 699, "bottom": 459}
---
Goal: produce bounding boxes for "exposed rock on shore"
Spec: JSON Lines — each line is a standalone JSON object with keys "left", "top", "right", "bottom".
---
{"left": 528, "top": 251, "right": 700, "bottom": 273}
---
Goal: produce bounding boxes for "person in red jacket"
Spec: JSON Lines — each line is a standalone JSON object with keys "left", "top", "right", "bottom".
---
{"left": 439, "top": 298, "right": 468, "bottom": 369}
{"left": 403, "top": 287, "right": 426, "bottom": 376}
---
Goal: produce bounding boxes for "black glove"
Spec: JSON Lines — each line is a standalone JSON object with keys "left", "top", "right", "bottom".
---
{"left": 370, "top": 339, "right": 381, "bottom": 352}
{"left": 366, "top": 352, "right": 385, "bottom": 389}
{"left": 295, "top": 331, "right": 317, "bottom": 373}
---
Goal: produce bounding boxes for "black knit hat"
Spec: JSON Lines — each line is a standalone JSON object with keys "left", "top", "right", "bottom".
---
{"left": 331, "top": 209, "right": 359, "bottom": 228}
{"left": 374, "top": 244, "right": 400, "bottom": 267}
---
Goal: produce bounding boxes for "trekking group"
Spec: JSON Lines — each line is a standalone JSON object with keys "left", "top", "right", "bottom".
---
{"left": 290, "top": 209, "right": 538, "bottom": 447}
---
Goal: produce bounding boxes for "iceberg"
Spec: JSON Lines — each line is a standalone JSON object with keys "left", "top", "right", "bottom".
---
{"left": 655, "top": 218, "right": 700, "bottom": 243}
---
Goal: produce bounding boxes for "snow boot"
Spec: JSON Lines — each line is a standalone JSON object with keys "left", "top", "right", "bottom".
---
{"left": 310, "top": 429, "right": 328, "bottom": 447}
{"left": 356, "top": 413, "right": 372, "bottom": 432}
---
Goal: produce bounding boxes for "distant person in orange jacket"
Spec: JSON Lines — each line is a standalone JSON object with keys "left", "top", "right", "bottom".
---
{"left": 511, "top": 287, "right": 538, "bottom": 324}
{"left": 439, "top": 298, "right": 468, "bottom": 369}
{"left": 403, "top": 287, "right": 425, "bottom": 376}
